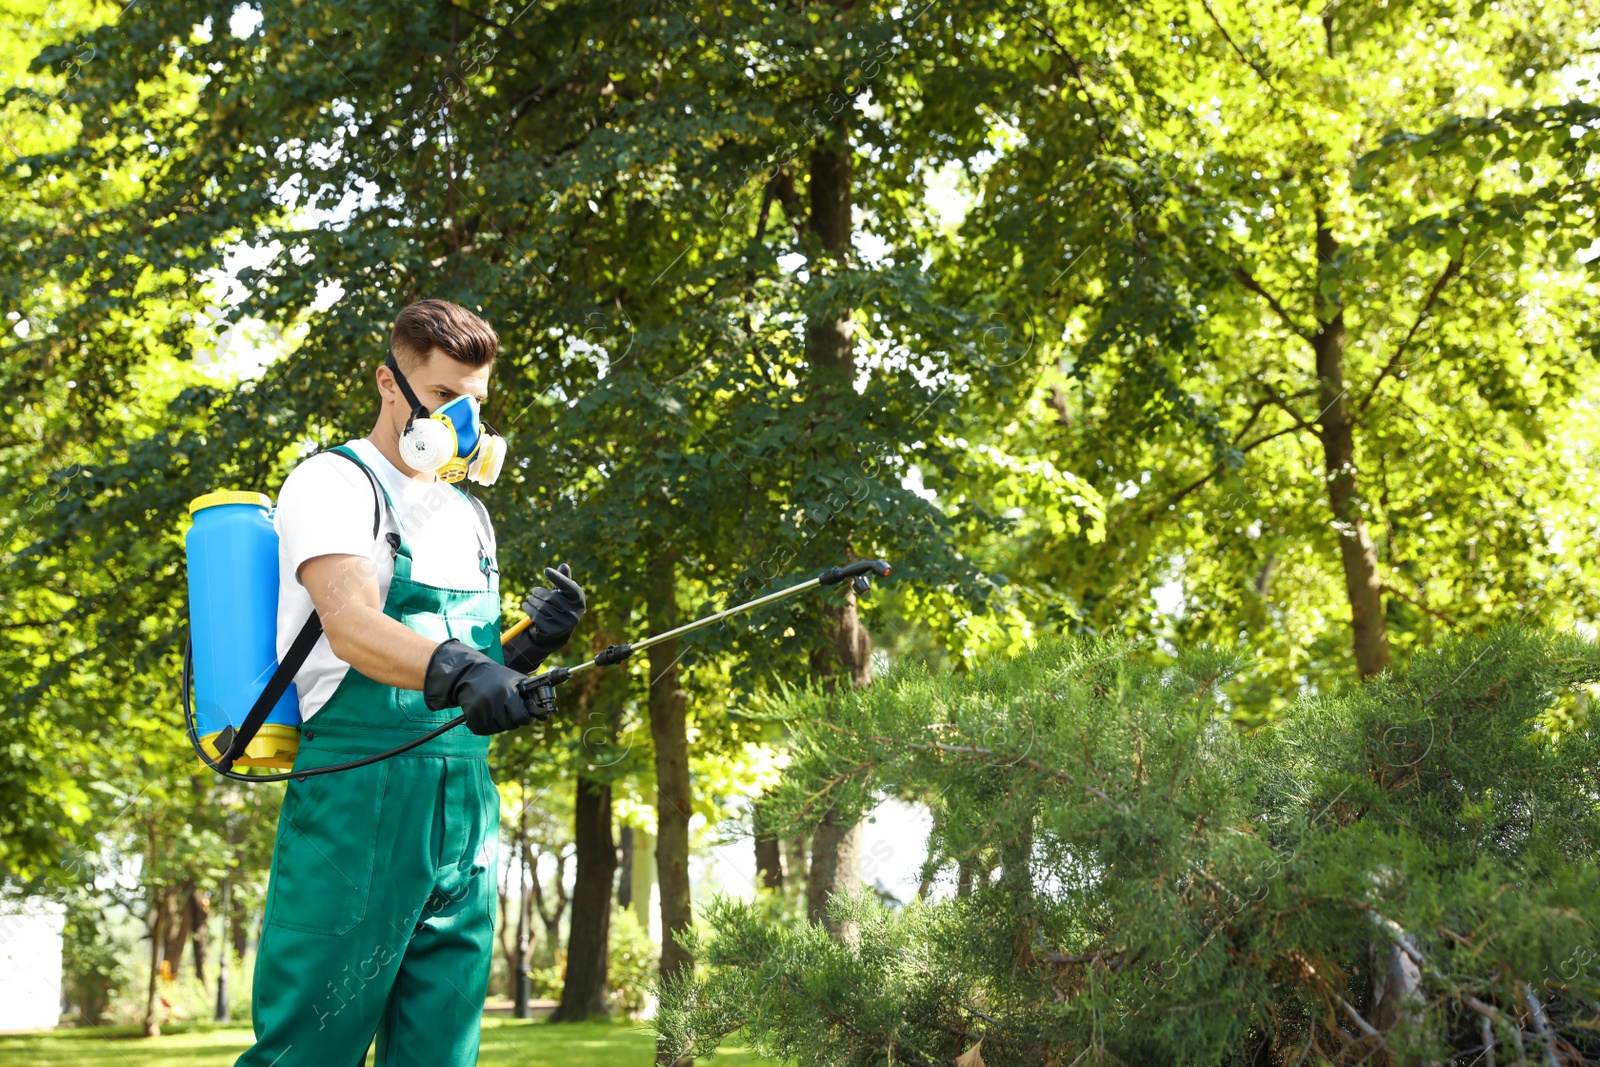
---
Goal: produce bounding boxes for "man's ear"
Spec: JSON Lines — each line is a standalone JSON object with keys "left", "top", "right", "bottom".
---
{"left": 375, "top": 363, "right": 400, "bottom": 405}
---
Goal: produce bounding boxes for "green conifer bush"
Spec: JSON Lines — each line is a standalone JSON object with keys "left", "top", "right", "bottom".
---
{"left": 657, "top": 631, "right": 1600, "bottom": 1065}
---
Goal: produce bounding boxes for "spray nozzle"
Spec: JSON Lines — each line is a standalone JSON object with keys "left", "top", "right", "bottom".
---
{"left": 528, "top": 683, "right": 557, "bottom": 720}
{"left": 519, "top": 669, "right": 565, "bottom": 721}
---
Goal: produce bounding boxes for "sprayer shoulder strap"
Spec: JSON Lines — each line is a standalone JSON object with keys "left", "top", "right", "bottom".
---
{"left": 219, "top": 446, "right": 387, "bottom": 769}
{"left": 326, "top": 445, "right": 391, "bottom": 545}
{"left": 217, "top": 609, "right": 325, "bottom": 767}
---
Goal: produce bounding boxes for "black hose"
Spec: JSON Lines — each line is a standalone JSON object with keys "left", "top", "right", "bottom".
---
{"left": 182, "top": 636, "right": 466, "bottom": 783}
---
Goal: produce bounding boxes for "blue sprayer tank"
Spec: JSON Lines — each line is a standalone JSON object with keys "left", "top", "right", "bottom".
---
{"left": 186, "top": 491, "right": 301, "bottom": 770}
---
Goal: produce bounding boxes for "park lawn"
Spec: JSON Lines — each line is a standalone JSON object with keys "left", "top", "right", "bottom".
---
{"left": 0, "top": 1017, "right": 765, "bottom": 1066}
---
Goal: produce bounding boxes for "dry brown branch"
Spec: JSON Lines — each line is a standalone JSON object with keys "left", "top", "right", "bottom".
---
{"left": 1461, "top": 994, "right": 1528, "bottom": 1063}
{"left": 1335, "top": 994, "right": 1381, "bottom": 1038}
{"left": 1519, "top": 983, "right": 1560, "bottom": 1067}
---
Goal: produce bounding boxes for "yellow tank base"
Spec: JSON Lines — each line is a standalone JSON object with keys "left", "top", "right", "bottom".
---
{"left": 199, "top": 724, "right": 301, "bottom": 772}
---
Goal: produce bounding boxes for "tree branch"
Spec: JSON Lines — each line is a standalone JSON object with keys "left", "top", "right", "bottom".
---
{"left": 1161, "top": 421, "right": 1306, "bottom": 511}
{"left": 818, "top": 1000, "right": 939, "bottom": 1067}
{"left": 1461, "top": 994, "right": 1529, "bottom": 1062}
{"left": 1199, "top": 0, "right": 1277, "bottom": 85}
{"left": 1379, "top": 584, "right": 1460, "bottom": 628}
{"left": 1231, "top": 266, "right": 1309, "bottom": 340}
{"left": 1038, "top": 949, "right": 1125, "bottom": 967}
{"left": 1519, "top": 983, "right": 1561, "bottom": 1067}
{"left": 813, "top": 720, "right": 1130, "bottom": 814}
{"left": 1261, "top": 382, "right": 1318, "bottom": 432}
{"left": 1354, "top": 255, "right": 1463, "bottom": 419}
{"left": 1026, "top": 18, "right": 1110, "bottom": 152}
{"left": 1230, "top": 395, "right": 1271, "bottom": 445}
{"left": 1335, "top": 994, "right": 1381, "bottom": 1038}
{"left": 877, "top": 736, "right": 1130, "bottom": 815}
{"left": 441, "top": 0, "right": 515, "bottom": 33}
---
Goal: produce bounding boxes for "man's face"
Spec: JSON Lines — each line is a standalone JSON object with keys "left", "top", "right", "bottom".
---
{"left": 378, "top": 348, "right": 494, "bottom": 430}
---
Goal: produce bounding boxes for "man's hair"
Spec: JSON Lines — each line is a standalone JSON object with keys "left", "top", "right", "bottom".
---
{"left": 390, "top": 299, "right": 498, "bottom": 371}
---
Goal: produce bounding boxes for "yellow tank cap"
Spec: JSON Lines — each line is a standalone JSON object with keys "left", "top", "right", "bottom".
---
{"left": 190, "top": 490, "right": 272, "bottom": 516}
{"left": 198, "top": 724, "right": 301, "bottom": 771}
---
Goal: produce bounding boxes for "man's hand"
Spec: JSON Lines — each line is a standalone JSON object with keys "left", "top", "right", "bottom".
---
{"left": 424, "top": 639, "right": 538, "bottom": 735}
{"left": 522, "top": 563, "right": 586, "bottom": 642}
{"left": 505, "top": 564, "right": 587, "bottom": 674}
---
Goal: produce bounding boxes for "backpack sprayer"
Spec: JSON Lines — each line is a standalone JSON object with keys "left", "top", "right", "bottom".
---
{"left": 180, "top": 491, "right": 889, "bottom": 783}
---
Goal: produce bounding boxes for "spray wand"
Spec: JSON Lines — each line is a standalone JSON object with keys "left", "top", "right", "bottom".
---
{"left": 186, "top": 559, "right": 889, "bottom": 783}
{"left": 505, "top": 559, "right": 889, "bottom": 720}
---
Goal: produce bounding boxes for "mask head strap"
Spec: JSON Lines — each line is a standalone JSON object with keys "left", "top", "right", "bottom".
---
{"left": 385, "top": 353, "right": 429, "bottom": 427}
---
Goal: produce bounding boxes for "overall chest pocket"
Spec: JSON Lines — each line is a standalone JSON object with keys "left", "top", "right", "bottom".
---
{"left": 265, "top": 761, "right": 386, "bottom": 936}
{"left": 390, "top": 603, "right": 503, "bottom": 723}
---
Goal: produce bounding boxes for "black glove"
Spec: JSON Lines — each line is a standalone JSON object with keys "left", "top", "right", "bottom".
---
{"left": 524, "top": 563, "right": 586, "bottom": 641}
{"left": 424, "top": 639, "right": 537, "bottom": 736}
{"left": 505, "top": 564, "right": 586, "bottom": 673}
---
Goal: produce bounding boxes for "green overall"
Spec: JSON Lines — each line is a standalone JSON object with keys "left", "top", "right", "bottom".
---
{"left": 238, "top": 447, "right": 502, "bottom": 1067}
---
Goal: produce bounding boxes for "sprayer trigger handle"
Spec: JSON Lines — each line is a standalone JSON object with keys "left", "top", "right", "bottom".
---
{"left": 817, "top": 559, "right": 892, "bottom": 586}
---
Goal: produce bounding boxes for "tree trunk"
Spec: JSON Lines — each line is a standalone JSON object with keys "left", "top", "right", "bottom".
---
{"left": 754, "top": 800, "right": 784, "bottom": 891}
{"left": 804, "top": 138, "right": 856, "bottom": 391}
{"left": 214, "top": 878, "right": 230, "bottom": 1022}
{"left": 513, "top": 874, "right": 533, "bottom": 1015}
{"left": 229, "top": 899, "right": 250, "bottom": 960}
{"left": 161, "top": 884, "right": 193, "bottom": 974}
{"left": 647, "top": 552, "right": 694, "bottom": 1064}
{"left": 1368, "top": 925, "right": 1427, "bottom": 1067}
{"left": 798, "top": 116, "right": 874, "bottom": 935}
{"left": 805, "top": 590, "right": 872, "bottom": 936}
{"left": 805, "top": 809, "right": 863, "bottom": 933}
{"left": 785, "top": 834, "right": 809, "bottom": 890}
{"left": 630, "top": 826, "right": 657, "bottom": 925}
{"left": 512, "top": 796, "right": 533, "bottom": 1018}
{"left": 552, "top": 775, "right": 616, "bottom": 1021}
{"left": 617, "top": 825, "right": 634, "bottom": 909}
{"left": 142, "top": 887, "right": 166, "bottom": 1038}
{"left": 956, "top": 859, "right": 974, "bottom": 898}
{"left": 530, "top": 848, "right": 568, "bottom": 959}
{"left": 1312, "top": 213, "right": 1390, "bottom": 679}
{"left": 999, "top": 809, "right": 1036, "bottom": 908}
{"left": 188, "top": 889, "right": 209, "bottom": 987}
{"left": 497, "top": 840, "right": 515, "bottom": 995}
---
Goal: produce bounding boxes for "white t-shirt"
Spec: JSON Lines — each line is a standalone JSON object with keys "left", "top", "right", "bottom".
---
{"left": 274, "top": 438, "right": 497, "bottom": 720}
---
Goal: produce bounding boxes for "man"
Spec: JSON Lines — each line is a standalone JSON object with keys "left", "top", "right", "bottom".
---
{"left": 236, "top": 300, "right": 584, "bottom": 1066}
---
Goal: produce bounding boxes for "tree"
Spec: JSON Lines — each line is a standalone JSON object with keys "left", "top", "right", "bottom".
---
{"left": 493, "top": 759, "right": 572, "bottom": 1016}
{"left": 660, "top": 629, "right": 1600, "bottom": 1065}
{"left": 943, "top": 0, "right": 1600, "bottom": 698}
{"left": 548, "top": 637, "right": 636, "bottom": 1022}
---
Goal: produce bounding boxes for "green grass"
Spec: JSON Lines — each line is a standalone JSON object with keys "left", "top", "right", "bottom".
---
{"left": 0, "top": 1017, "right": 762, "bottom": 1066}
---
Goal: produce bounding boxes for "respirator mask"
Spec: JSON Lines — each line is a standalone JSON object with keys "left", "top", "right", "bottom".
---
{"left": 385, "top": 353, "right": 507, "bottom": 486}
